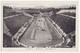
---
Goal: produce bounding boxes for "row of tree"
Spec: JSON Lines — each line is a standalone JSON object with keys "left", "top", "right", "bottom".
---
{"left": 3, "top": 6, "right": 76, "bottom": 15}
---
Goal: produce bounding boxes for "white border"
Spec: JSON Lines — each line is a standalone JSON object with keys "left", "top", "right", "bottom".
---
{"left": 0, "top": 0, "right": 79, "bottom": 52}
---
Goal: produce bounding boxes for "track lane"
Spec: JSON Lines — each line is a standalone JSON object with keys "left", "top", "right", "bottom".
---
{"left": 19, "top": 16, "right": 64, "bottom": 47}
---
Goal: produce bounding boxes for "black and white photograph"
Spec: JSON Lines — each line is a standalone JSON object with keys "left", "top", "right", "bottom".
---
{"left": 3, "top": 1, "right": 77, "bottom": 48}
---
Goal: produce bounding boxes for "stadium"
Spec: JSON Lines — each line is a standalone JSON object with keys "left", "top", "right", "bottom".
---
{"left": 3, "top": 2, "right": 76, "bottom": 48}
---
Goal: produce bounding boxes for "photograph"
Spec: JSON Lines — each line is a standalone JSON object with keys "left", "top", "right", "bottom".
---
{"left": 3, "top": 1, "right": 76, "bottom": 48}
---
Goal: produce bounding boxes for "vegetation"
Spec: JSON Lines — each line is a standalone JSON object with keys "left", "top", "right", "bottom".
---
{"left": 3, "top": 6, "right": 21, "bottom": 17}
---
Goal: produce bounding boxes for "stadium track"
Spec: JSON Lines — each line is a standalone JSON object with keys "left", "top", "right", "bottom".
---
{"left": 19, "top": 16, "right": 64, "bottom": 47}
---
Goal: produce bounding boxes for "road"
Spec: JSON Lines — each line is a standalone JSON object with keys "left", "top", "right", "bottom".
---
{"left": 19, "top": 15, "right": 64, "bottom": 47}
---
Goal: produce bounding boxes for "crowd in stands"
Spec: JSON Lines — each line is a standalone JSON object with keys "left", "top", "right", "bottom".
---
{"left": 50, "top": 14, "right": 75, "bottom": 48}
{"left": 4, "top": 14, "right": 32, "bottom": 35}
{"left": 50, "top": 14, "right": 75, "bottom": 34}
{"left": 3, "top": 33, "right": 12, "bottom": 47}
{"left": 61, "top": 12, "right": 76, "bottom": 17}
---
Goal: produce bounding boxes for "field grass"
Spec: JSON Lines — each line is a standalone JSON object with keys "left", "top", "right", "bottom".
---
{"left": 4, "top": 14, "right": 32, "bottom": 35}
{"left": 50, "top": 14, "right": 75, "bottom": 34}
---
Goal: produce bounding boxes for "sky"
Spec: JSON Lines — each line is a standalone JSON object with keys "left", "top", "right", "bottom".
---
{"left": 2, "top": 1, "right": 77, "bottom": 8}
